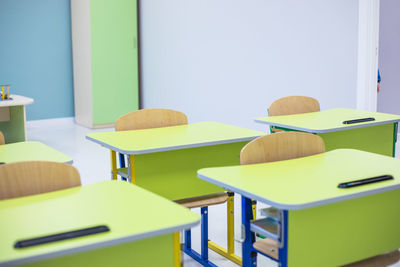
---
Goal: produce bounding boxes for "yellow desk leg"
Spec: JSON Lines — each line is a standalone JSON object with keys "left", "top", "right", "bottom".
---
{"left": 110, "top": 150, "right": 117, "bottom": 180}
{"left": 128, "top": 154, "right": 135, "bottom": 184}
{"left": 227, "top": 193, "right": 235, "bottom": 255}
{"left": 252, "top": 200, "right": 257, "bottom": 240}
{"left": 252, "top": 200, "right": 257, "bottom": 220}
{"left": 173, "top": 232, "right": 181, "bottom": 267}
{"left": 208, "top": 192, "right": 242, "bottom": 265}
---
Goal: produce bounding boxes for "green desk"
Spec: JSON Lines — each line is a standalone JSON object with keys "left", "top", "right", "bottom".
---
{"left": 0, "top": 95, "right": 34, "bottom": 143}
{"left": 255, "top": 108, "right": 400, "bottom": 156}
{"left": 86, "top": 122, "right": 263, "bottom": 200}
{"left": 0, "top": 141, "right": 72, "bottom": 164}
{"left": 0, "top": 181, "right": 199, "bottom": 267}
{"left": 198, "top": 149, "right": 400, "bottom": 267}
{"left": 86, "top": 121, "right": 264, "bottom": 264}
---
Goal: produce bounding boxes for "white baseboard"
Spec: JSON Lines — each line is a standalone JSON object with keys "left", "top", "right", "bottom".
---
{"left": 27, "top": 117, "right": 75, "bottom": 130}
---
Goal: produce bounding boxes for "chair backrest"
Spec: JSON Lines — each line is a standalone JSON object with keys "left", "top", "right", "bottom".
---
{"left": 240, "top": 132, "right": 325, "bottom": 165}
{"left": 115, "top": 108, "right": 188, "bottom": 131}
{"left": 0, "top": 131, "right": 5, "bottom": 145}
{"left": 268, "top": 96, "right": 320, "bottom": 116}
{"left": 0, "top": 161, "right": 81, "bottom": 200}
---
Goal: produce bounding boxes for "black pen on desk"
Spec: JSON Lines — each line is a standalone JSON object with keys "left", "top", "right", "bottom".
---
{"left": 338, "top": 175, "right": 394, "bottom": 189}
{"left": 343, "top": 117, "right": 375, "bottom": 124}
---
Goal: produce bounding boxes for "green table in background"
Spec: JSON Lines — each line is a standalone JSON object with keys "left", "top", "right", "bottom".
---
{"left": 0, "top": 141, "right": 72, "bottom": 164}
{"left": 0, "top": 181, "right": 199, "bottom": 267}
{"left": 0, "top": 95, "right": 34, "bottom": 144}
{"left": 255, "top": 108, "right": 400, "bottom": 156}
{"left": 86, "top": 121, "right": 264, "bottom": 264}
{"left": 198, "top": 149, "right": 400, "bottom": 267}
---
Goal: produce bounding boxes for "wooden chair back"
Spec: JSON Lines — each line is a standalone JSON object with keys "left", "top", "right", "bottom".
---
{"left": 0, "top": 131, "right": 5, "bottom": 145}
{"left": 0, "top": 161, "right": 81, "bottom": 200}
{"left": 240, "top": 132, "right": 325, "bottom": 165}
{"left": 269, "top": 96, "right": 320, "bottom": 116}
{"left": 115, "top": 108, "right": 188, "bottom": 131}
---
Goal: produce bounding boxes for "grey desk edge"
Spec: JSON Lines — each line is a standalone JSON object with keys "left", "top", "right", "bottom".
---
{"left": 254, "top": 118, "right": 400, "bottom": 133}
{"left": 197, "top": 172, "right": 400, "bottom": 210}
{"left": 86, "top": 135, "right": 263, "bottom": 155}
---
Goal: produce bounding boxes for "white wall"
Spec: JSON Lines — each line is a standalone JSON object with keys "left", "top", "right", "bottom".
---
{"left": 377, "top": 0, "right": 400, "bottom": 115}
{"left": 139, "top": 0, "right": 359, "bottom": 131}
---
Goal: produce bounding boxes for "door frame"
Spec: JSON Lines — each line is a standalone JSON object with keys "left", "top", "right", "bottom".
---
{"left": 356, "top": 0, "right": 380, "bottom": 111}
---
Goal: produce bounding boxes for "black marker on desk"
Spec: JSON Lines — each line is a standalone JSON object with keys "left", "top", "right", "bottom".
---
{"left": 343, "top": 117, "right": 375, "bottom": 124}
{"left": 338, "top": 175, "right": 394, "bottom": 189}
{"left": 14, "top": 225, "right": 110, "bottom": 248}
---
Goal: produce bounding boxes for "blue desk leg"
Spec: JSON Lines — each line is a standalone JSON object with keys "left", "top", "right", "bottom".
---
{"left": 183, "top": 207, "right": 217, "bottom": 267}
{"left": 393, "top": 122, "right": 398, "bottom": 157}
{"left": 201, "top": 207, "right": 209, "bottom": 261}
{"left": 184, "top": 229, "right": 192, "bottom": 251}
{"left": 242, "top": 196, "right": 256, "bottom": 267}
{"left": 278, "top": 210, "right": 289, "bottom": 267}
{"left": 118, "top": 153, "right": 127, "bottom": 181}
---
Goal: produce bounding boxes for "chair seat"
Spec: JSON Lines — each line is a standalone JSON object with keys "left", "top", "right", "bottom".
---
{"left": 253, "top": 238, "right": 278, "bottom": 260}
{"left": 175, "top": 192, "right": 228, "bottom": 209}
{"left": 342, "top": 250, "right": 400, "bottom": 267}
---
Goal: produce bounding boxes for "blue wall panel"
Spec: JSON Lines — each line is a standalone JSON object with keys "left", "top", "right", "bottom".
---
{"left": 0, "top": 0, "right": 74, "bottom": 120}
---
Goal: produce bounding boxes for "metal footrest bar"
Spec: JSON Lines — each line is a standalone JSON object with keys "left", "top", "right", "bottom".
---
{"left": 208, "top": 241, "right": 242, "bottom": 265}
{"left": 183, "top": 208, "right": 218, "bottom": 267}
{"left": 207, "top": 191, "right": 243, "bottom": 266}
{"left": 183, "top": 247, "right": 218, "bottom": 267}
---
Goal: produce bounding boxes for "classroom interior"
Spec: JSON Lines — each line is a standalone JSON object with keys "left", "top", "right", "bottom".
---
{"left": 1, "top": 0, "right": 400, "bottom": 267}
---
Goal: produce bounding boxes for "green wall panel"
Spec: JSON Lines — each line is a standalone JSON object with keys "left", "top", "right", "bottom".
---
{"left": 90, "top": 0, "right": 139, "bottom": 125}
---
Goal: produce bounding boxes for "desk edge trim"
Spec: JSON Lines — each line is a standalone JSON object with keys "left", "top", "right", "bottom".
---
{"left": 85, "top": 135, "right": 263, "bottom": 155}
{"left": 254, "top": 118, "right": 400, "bottom": 133}
{"left": 197, "top": 173, "right": 400, "bottom": 210}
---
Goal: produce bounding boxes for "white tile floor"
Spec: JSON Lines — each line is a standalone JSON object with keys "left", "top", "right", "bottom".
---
{"left": 26, "top": 118, "right": 400, "bottom": 267}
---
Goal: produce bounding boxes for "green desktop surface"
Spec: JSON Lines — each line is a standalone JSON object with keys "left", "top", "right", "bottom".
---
{"left": 198, "top": 149, "right": 400, "bottom": 209}
{"left": 0, "top": 141, "right": 72, "bottom": 164}
{"left": 255, "top": 108, "right": 400, "bottom": 157}
{"left": 86, "top": 121, "right": 264, "bottom": 154}
{"left": 255, "top": 108, "right": 400, "bottom": 133}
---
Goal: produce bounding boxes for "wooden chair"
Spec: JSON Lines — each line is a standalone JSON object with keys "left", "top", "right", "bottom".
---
{"left": 0, "top": 131, "right": 5, "bottom": 145}
{"left": 240, "top": 132, "right": 399, "bottom": 266}
{"left": 0, "top": 161, "right": 81, "bottom": 200}
{"left": 115, "top": 108, "right": 228, "bottom": 264}
{"left": 240, "top": 131, "right": 325, "bottom": 260}
{"left": 115, "top": 108, "right": 188, "bottom": 131}
{"left": 240, "top": 131, "right": 325, "bottom": 165}
{"left": 115, "top": 108, "right": 189, "bottom": 180}
{"left": 268, "top": 96, "right": 320, "bottom": 133}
